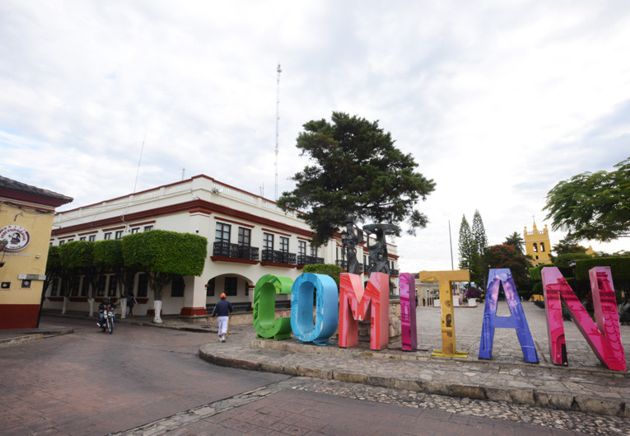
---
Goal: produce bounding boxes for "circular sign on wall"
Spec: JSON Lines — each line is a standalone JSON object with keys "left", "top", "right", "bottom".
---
{"left": 0, "top": 225, "right": 31, "bottom": 252}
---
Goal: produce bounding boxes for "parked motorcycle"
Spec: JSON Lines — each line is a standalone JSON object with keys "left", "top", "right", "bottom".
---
{"left": 97, "top": 301, "right": 116, "bottom": 334}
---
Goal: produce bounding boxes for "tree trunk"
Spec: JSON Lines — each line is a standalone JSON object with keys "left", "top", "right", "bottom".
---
{"left": 151, "top": 273, "right": 167, "bottom": 324}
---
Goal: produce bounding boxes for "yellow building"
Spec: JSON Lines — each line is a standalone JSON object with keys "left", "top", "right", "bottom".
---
{"left": 0, "top": 176, "right": 72, "bottom": 329}
{"left": 523, "top": 221, "right": 552, "bottom": 265}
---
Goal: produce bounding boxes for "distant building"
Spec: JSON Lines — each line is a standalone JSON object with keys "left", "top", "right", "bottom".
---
{"left": 0, "top": 176, "right": 72, "bottom": 328}
{"left": 46, "top": 175, "right": 400, "bottom": 317}
{"left": 523, "top": 221, "right": 552, "bottom": 265}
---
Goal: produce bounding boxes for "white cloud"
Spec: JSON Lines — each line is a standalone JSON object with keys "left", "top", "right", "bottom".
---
{"left": 1, "top": 0, "right": 629, "bottom": 272}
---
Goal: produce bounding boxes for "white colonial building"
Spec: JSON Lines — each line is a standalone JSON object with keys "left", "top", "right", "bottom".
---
{"left": 44, "top": 175, "right": 400, "bottom": 318}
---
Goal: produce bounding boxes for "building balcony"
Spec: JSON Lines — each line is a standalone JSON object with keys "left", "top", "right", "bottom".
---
{"left": 211, "top": 241, "right": 259, "bottom": 264}
{"left": 261, "top": 249, "right": 296, "bottom": 267}
{"left": 335, "top": 259, "right": 364, "bottom": 273}
{"left": 297, "top": 255, "right": 325, "bottom": 266}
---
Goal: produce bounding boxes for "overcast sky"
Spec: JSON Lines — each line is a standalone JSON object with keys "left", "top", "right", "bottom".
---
{"left": 1, "top": 1, "right": 629, "bottom": 271}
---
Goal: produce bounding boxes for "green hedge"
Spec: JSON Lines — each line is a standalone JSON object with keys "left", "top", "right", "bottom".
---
{"left": 303, "top": 264, "right": 342, "bottom": 286}
{"left": 575, "top": 256, "right": 630, "bottom": 283}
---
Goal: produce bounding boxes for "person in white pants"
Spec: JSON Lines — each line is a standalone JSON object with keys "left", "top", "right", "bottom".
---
{"left": 212, "top": 292, "right": 233, "bottom": 342}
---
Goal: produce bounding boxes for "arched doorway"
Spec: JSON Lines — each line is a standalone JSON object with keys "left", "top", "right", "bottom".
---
{"left": 205, "top": 273, "right": 255, "bottom": 313}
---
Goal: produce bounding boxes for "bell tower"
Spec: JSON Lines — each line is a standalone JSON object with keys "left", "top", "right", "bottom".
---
{"left": 524, "top": 221, "right": 552, "bottom": 265}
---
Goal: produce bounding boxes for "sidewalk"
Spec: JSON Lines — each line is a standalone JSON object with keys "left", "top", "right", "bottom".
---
{"left": 199, "top": 304, "right": 630, "bottom": 418}
{"left": 0, "top": 325, "right": 73, "bottom": 347}
{"left": 42, "top": 309, "right": 216, "bottom": 333}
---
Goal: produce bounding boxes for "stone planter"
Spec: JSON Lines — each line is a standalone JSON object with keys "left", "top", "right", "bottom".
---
{"left": 468, "top": 298, "right": 477, "bottom": 307}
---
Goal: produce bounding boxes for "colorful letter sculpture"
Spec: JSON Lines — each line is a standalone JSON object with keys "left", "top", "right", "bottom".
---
{"left": 419, "top": 270, "right": 469, "bottom": 358}
{"left": 290, "top": 273, "right": 338, "bottom": 345}
{"left": 542, "top": 266, "right": 626, "bottom": 371}
{"left": 252, "top": 274, "right": 293, "bottom": 340}
{"left": 478, "top": 269, "right": 538, "bottom": 363}
{"left": 399, "top": 273, "right": 417, "bottom": 351}
{"left": 338, "top": 272, "right": 389, "bottom": 351}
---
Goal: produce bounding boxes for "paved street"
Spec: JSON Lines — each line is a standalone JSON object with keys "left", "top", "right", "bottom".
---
{"left": 1, "top": 315, "right": 627, "bottom": 435}
{"left": 0, "top": 316, "right": 287, "bottom": 435}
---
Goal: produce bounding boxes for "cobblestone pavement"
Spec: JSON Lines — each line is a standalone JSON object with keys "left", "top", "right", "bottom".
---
{"left": 199, "top": 302, "right": 630, "bottom": 418}
{"left": 411, "top": 302, "right": 630, "bottom": 368}
{"left": 118, "top": 377, "right": 628, "bottom": 435}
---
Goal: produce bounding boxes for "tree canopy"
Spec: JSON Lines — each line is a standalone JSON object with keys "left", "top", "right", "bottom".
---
{"left": 484, "top": 243, "right": 531, "bottom": 294}
{"left": 121, "top": 230, "right": 207, "bottom": 300}
{"left": 552, "top": 238, "right": 588, "bottom": 256}
{"left": 277, "top": 112, "right": 435, "bottom": 245}
{"left": 504, "top": 232, "right": 525, "bottom": 254}
{"left": 544, "top": 156, "right": 630, "bottom": 241}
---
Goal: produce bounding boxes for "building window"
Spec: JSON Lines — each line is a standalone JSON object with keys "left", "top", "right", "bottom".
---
{"left": 73, "top": 276, "right": 83, "bottom": 296}
{"left": 280, "top": 236, "right": 289, "bottom": 253}
{"left": 533, "top": 243, "right": 538, "bottom": 252}
{"left": 96, "top": 275, "right": 106, "bottom": 297}
{"left": 299, "top": 240, "right": 307, "bottom": 256}
{"left": 104, "top": 232, "right": 112, "bottom": 240}
{"left": 540, "top": 242, "right": 545, "bottom": 252}
{"left": 88, "top": 235, "right": 96, "bottom": 242}
{"left": 79, "top": 236, "right": 86, "bottom": 241}
{"left": 137, "top": 273, "right": 148, "bottom": 298}
{"left": 206, "top": 278, "right": 215, "bottom": 297}
{"left": 263, "top": 233, "right": 274, "bottom": 250}
{"left": 311, "top": 245, "right": 318, "bottom": 257}
{"left": 144, "top": 225, "right": 153, "bottom": 232}
{"left": 131, "top": 228, "right": 139, "bottom": 234}
{"left": 80, "top": 276, "right": 90, "bottom": 297}
{"left": 215, "top": 222, "right": 231, "bottom": 243}
{"left": 108, "top": 275, "right": 118, "bottom": 296}
{"left": 238, "top": 227, "right": 251, "bottom": 246}
{"left": 67, "top": 239, "right": 74, "bottom": 242}
{"left": 171, "top": 275, "right": 185, "bottom": 297}
{"left": 115, "top": 230, "right": 124, "bottom": 240}
{"left": 224, "top": 277, "right": 238, "bottom": 296}
{"left": 50, "top": 278, "right": 61, "bottom": 296}
{"left": 59, "top": 240, "right": 65, "bottom": 245}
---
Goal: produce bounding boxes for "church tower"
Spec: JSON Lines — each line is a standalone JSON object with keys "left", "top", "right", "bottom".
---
{"left": 524, "top": 221, "right": 552, "bottom": 265}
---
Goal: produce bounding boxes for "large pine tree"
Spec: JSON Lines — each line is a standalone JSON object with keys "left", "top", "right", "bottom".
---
{"left": 277, "top": 112, "right": 436, "bottom": 245}
{"left": 458, "top": 215, "right": 474, "bottom": 269}
{"left": 471, "top": 210, "right": 488, "bottom": 256}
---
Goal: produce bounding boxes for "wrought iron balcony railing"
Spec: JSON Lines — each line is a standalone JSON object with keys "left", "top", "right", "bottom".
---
{"left": 335, "top": 259, "right": 364, "bottom": 273}
{"left": 262, "top": 249, "right": 296, "bottom": 265}
{"left": 212, "top": 241, "right": 259, "bottom": 261}
{"left": 297, "top": 255, "right": 325, "bottom": 265}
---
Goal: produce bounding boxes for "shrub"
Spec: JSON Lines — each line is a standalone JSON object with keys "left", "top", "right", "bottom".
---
{"left": 303, "top": 264, "right": 342, "bottom": 286}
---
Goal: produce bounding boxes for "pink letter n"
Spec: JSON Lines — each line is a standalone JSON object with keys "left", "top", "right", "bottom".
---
{"left": 542, "top": 266, "right": 626, "bottom": 371}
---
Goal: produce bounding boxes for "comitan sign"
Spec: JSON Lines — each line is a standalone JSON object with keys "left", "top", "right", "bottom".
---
{"left": 252, "top": 267, "right": 626, "bottom": 372}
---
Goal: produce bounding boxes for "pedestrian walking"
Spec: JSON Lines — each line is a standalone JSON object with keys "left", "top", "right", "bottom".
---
{"left": 212, "top": 292, "right": 233, "bottom": 342}
{"left": 126, "top": 292, "right": 137, "bottom": 317}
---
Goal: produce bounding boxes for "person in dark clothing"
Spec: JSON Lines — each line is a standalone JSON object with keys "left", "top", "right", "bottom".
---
{"left": 212, "top": 292, "right": 233, "bottom": 342}
{"left": 126, "top": 292, "right": 137, "bottom": 316}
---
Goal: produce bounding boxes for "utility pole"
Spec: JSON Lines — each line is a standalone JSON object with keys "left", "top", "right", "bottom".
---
{"left": 274, "top": 64, "right": 281, "bottom": 200}
{"left": 449, "top": 220, "right": 454, "bottom": 270}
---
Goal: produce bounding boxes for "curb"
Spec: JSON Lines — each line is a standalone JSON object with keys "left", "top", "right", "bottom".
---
{"left": 0, "top": 328, "right": 74, "bottom": 347}
{"left": 198, "top": 344, "right": 629, "bottom": 418}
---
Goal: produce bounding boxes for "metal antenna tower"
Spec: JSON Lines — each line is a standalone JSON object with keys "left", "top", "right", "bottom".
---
{"left": 274, "top": 64, "right": 282, "bottom": 200}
